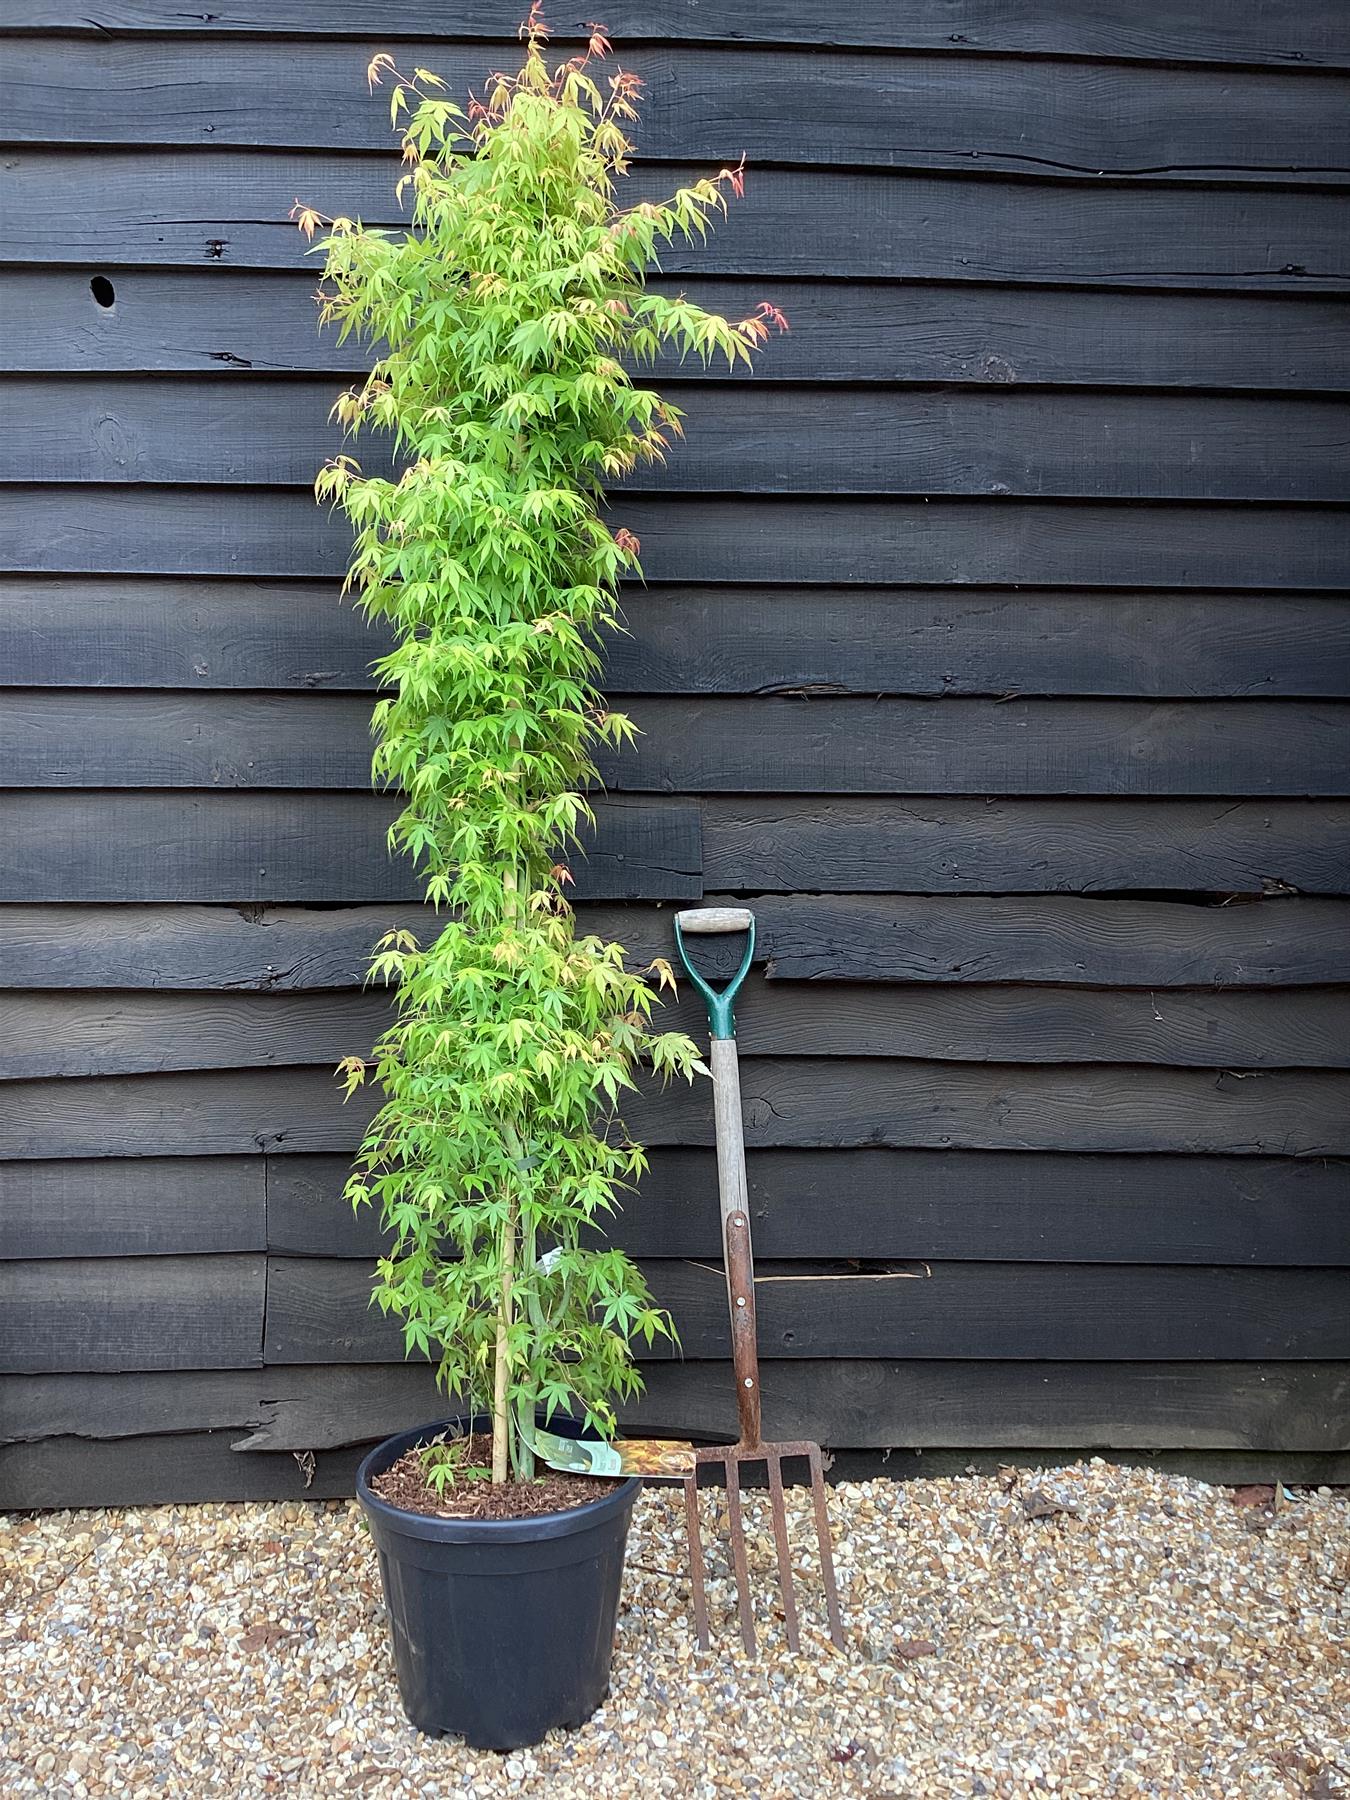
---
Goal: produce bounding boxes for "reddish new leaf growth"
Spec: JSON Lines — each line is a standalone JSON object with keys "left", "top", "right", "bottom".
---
{"left": 290, "top": 200, "right": 324, "bottom": 240}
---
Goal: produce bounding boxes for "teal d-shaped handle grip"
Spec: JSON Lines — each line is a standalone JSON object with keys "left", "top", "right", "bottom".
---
{"left": 673, "top": 907, "right": 755, "bottom": 1041}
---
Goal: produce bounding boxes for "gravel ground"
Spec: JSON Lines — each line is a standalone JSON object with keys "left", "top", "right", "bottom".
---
{"left": 3, "top": 1461, "right": 1346, "bottom": 1799}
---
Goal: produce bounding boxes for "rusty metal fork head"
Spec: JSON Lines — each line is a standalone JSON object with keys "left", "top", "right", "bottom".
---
{"left": 682, "top": 1442, "right": 844, "bottom": 1657}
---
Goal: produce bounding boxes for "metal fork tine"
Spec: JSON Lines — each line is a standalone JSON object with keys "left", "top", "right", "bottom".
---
{"left": 807, "top": 1444, "right": 846, "bottom": 1649}
{"left": 723, "top": 1455, "right": 757, "bottom": 1657}
{"left": 683, "top": 1473, "right": 711, "bottom": 1651}
{"left": 765, "top": 1452, "right": 801, "bottom": 1653}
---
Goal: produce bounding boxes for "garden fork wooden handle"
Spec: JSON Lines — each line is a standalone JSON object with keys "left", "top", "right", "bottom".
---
{"left": 723, "top": 1201, "right": 763, "bottom": 1451}
{"left": 674, "top": 910, "right": 763, "bottom": 1446}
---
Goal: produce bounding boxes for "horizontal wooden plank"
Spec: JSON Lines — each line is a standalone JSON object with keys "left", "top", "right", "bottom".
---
{"left": 11, "top": 1428, "right": 1346, "bottom": 1508}
{"left": 0, "top": 1254, "right": 265, "bottom": 1372}
{"left": 0, "top": 901, "right": 431, "bottom": 982}
{"left": 7, "top": 154, "right": 1348, "bottom": 289}
{"left": 5, "top": 894, "right": 1346, "bottom": 990}
{"left": 6, "top": 1361, "right": 1346, "bottom": 1454}
{"left": 206, "top": 1360, "right": 1350, "bottom": 1457}
{"left": 8, "top": 491, "right": 1347, "bottom": 589}
{"left": 9, "top": 1430, "right": 1349, "bottom": 1509}
{"left": 0, "top": 576, "right": 390, "bottom": 690}
{"left": 0, "top": 1434, "right": 364, "bottom": 1507}
{"left": 8, "top": 42, "right": 1348, "bottom": 183}
{"left": 702, "top": 796, "right": 1350, "bottom": 897}
{"left": 2, "top": 1058, "right": 1344, "bottom": 1159}
{"left": 0, "top": 793, "right": 698, "bottom": 903}
{"left": 605, "top": 590, "right": 1350, "bottom": 700}
{"left": 629, "top": 1057, "right": 1350, "bottom": 1158}
{"left": 13, "top": 889, "right": 1350, "bottom": 991}
{"left": 743, "top": 894, "right": 1350, "bottom": 987}
{"left": 265, "top": 1256, "right": 1350, "bottom": 1363}
{"left": 269, "top": 1149, "right": 1350, "bottom": 1268}
{"left": 4, "top": 690, "right": 1345, "bottom": 796}
{"left": 7, "top": 578, "right": 1349, "bottom": 699}
{"left": 7, "top": 4, "right": 1349, "bottom": 69}
{"left": 1, "top": 1156, "right": 264, "bottom": 1257}
{"left": 13, "top": 379, "right": 1350, "bottom": 504}
{"left": 8, "top": 1144, "right": 1347, "bottom": 1268}
{"left": 14, "top": 271, "right": 1350, "bottom": 392}
{"left": 0, "top": 1068, "right": 375, "bottom": 1160}
{"left": 608, "top": 698, "right": 1350, "bottom": 797}
{"left": 1, "top": 990, "right": 391, "bottom": 1080}
{"left": 2, "top": 799, "right": 1342, "bottom": 925}
{"left": 719, "top": 982, "right": 1350, "bottom": 1069}
{"left": 7, "top": 980, "right": 1350, "bottom": 1082}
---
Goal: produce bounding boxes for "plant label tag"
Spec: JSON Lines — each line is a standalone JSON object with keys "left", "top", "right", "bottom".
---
{"left": 531, "top": 1429, "right": 696, "bottom": 1480}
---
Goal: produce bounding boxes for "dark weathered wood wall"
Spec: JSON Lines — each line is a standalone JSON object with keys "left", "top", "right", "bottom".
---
{"left": 2, "top": 3, "right": 1349, "bottom": 1507}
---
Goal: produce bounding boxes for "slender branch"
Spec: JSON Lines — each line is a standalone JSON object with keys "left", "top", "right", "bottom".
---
{"left": 492, "top": 1178, "right": 518, "bottom": 1485}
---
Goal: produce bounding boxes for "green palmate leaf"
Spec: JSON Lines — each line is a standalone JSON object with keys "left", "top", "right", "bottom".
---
{"left": 302, "top": 11, "right": 782, "bottom": 1485}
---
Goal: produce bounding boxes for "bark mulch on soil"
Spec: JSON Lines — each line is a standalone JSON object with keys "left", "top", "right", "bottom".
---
{"left": 369, "top": 1435, "right": 620, "bottom": 1521}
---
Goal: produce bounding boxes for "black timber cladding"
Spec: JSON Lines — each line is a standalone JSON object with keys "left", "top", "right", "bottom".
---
{"left": 1, "top": 2, "right": 1348, "bottom": 1506}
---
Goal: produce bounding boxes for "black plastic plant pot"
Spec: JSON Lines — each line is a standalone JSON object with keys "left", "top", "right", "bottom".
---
{"left": 356, "top": 1416, "right": 641, "bottom": 1751}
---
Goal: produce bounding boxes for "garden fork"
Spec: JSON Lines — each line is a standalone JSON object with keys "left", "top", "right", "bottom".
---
{"left": 674, "top": 906, "right": 845, "bottom": 1657}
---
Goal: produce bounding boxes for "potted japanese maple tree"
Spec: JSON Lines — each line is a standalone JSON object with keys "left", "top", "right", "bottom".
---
{"left": 296, "top": 11, "right": 781, "bottom": 1750}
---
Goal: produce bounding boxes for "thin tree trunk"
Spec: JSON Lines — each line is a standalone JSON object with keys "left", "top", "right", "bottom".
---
{"left": 492, "top": 860, "right": 530, "bottom": 1485}
{"left": 491, "top": 1181, "right": 518, "bottom": 1485}
{"left": 514, "top": 1210, "right": 537, "bottom": 1481}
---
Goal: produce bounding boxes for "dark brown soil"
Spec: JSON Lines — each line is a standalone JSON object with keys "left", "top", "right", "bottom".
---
{"left": 370, "top": 1434, "right": 622, "bottom": 1520}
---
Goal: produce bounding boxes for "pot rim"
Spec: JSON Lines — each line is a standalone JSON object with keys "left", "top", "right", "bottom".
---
{"left": 356, "top": 1416, "right": 642, "bottom": 1545}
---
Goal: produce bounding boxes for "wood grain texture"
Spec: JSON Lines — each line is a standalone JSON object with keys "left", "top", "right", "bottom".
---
{"left": 13, "top": 272, "right": 1350, "bottom": 392}
{"left": 9, "top": 1430, "right": 1346, "bottom": 1509}
{"left": 0, "top": 1255, "right": 265, "bottom": 1372}
{"left": 1, "top": 990, "right": 393, "bottom": 1080}
{"left": 1, "top": 1156, "right": 264, "bottom": 1257}
{"left": 13, "top": 378, "right": 1350, "bottom": 503}
{"left": 742, "top": 894, "right": 1350, "bottom": 988}
{"left": 604, "top": 590, "right": 1350, "bottom": 701}
{"left": 4, "top": 690, "right": 1345, "bottom": 796}
{"left": 1, "top": 791, "right": 1345, "bottom": 916}
{"left": 7, "top": 577, "right": 1349, "bottom": 699}
{"left": 7, "top": 1143, "right": 1346, "bottom": 1269}
{"left": 0, "top": 1434, "right": 365, "bottom": 1508}
{"left": 0, "top": 793, "right": 699, "bottom": 902}
{"left": 6, "top": 3, "right": 1349, "bottom": 68}
{"left": 7, "top": 42, "right": 1348, "bottom": 182}
{"left": 0, "top": 901, "right": 433, "bottom": 985}
{"left": 267, "top": 1148, "right": 1350, "bottom": 1268}
{"left": 6, "top": 1361, "right": 1346, "bottom": 1453}
{"left": 8, "top": 490, "right": 1348, "bottom": 589}
{"left": 7, "top": 153, "right": 1348, "bottom": 289}
{"left": 2, "top": 1059, "right": 1344, "bottom": 1159}
{"left": 0, "top": 1068, "right": 373, "bottom": 1160}
{"left": 265, "top": 1255, "right": 1350, "bottom": 1364}
{"left": 701, "top": 796, "right": 1350, "bottom": 898}
{"left": 6, "top": 896, "right": 1345, "bottom": 989}
{"left": 605, "top": 697, "right": 1350, "bottom": 798}
{"left": 7, "top": 980, "right": 1350, "bottom": 1081}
